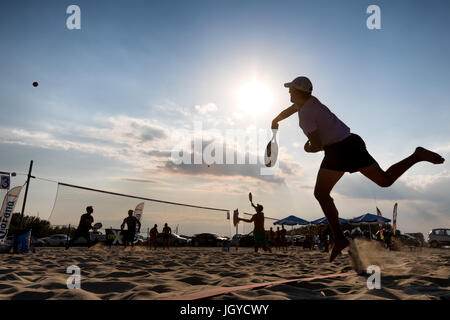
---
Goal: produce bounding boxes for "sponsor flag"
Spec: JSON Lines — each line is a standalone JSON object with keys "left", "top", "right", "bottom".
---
{"left": 133, "top": 202, "right": 145, "bottom": 242}
{"left": 393, "top": 203, "right": 398, "bottom": 235}
{"left": 376, "top": 207, "right": 384, "bottom": 240}
{"left": 0, "top": 186, "right": 22, "bottom": 244}
{"left": 105, "top": 228, "right": 123, "bottom": 245}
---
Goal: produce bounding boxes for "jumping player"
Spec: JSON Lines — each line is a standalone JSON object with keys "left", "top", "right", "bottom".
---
{"left": 272, "top": 76, "right": 445, "bottom": 262}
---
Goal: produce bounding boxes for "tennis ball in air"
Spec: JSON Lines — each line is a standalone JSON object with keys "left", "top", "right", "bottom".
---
{"left": 33, "top": 82, "right": 39, "bottom": 87}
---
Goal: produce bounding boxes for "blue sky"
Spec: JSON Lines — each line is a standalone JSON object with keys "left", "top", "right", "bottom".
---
{"left": 1, "top": 0, "right": 449, "bottom": 237}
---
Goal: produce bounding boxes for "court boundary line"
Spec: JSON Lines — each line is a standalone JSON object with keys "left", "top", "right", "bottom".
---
{"left": 159, "top": 271, "right": 357, "bottom": 300}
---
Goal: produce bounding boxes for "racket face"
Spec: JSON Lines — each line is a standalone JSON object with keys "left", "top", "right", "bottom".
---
{"left": 248, "top": 192, "right": 252, "bottom": 202}
{"left": 264, "top": 141, "right": 278, "bottom": 167}
{"left": 93, "top": 222, "right": 103, "bottom": 229}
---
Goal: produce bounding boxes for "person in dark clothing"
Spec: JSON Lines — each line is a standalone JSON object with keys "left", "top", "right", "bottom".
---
{"left": 384, "top": 229, "right": 393, "bottom": 250}
{"left": 121, "top": 209, "right": 141, "bottom": 248}
{"left": 162, "top": 223, "right": 172, "bottom": 249}
{"left": 66, "top": 206, "right": 94, "bottom": 249}
{"left": 149, "top": 224, "right": 158, "bottom": 249}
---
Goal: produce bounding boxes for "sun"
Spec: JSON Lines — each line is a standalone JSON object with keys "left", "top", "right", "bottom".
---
{"left": 236, "top": 81, "right": 274, "bottom": 115}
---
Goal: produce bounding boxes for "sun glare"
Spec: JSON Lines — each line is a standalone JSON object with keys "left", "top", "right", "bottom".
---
{"left": 236, "top": 81, "right": 274, "bottom": 115}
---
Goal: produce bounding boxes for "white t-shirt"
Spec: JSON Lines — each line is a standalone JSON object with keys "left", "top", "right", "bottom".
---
{"left": 297, "top": 96, "right": 351, "bottom": 146}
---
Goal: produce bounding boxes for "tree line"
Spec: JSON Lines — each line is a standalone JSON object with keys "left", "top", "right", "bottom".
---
{"left": 9, "top": 213, "right": 73, "bottom": 239}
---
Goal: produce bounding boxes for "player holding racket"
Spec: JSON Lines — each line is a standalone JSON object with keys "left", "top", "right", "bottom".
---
{"left": 66, "top": 206, "right": 94, "bottom": 249}
{"left": 237, "top": 193, "right": 272, "bottom": 253}
{"left": 272, "top": 76, "right": 445, "bottom": 262}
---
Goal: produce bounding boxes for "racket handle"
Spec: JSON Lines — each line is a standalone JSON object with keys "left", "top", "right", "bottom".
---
{"left": 271, "top": 129, "right": 278, "bottom": 141}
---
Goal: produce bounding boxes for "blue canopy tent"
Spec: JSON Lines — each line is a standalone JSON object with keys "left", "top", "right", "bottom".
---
{"left": 273, "top": 215, "right": 309, "bottom": 226}
{"left": 349, "top": 213, "right": 391, "bottom": 224}
{"left": 273, "top": 215, "right": 310, "bottom": 238}
{"left": 349, "top": 213, "right": 391, "bottom": 240}
{"left": 310, "top": 217, "right": 349, "bottom": 225}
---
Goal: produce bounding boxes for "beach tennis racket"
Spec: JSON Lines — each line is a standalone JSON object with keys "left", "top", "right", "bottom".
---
{"left": 233, "top": 209, "right": 239, "bottom": 227}
{"left": 248, "top": 192, "right": 253, "bottom": 203}
{"left": 264, "top": 129, "right": 278, "bottom": 167}
{"left": 93, "top": 222, "right": 102, "bottom": 230}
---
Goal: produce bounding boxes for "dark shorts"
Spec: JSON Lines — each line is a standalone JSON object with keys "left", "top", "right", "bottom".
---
{"left": 163, "top": 234, "right": 169, "bottom": 240}
{"left": 253, "top": 231, "right": 267, "bottom": 247}
{"left": 321, "top": 134, "right": 376, "bottom": 173}
{"left": 74, "top": 229, "right": 90, "bottom": 242}
{"left": 124, "top": 230, "right": 136, "bottom": 242}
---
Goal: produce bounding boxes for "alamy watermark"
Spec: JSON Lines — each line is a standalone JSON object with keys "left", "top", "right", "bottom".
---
{"left": 66, "top": 265, "right": 81, "bottom": 289}
{"left": 169, "top": 121, "right": 280, "bottom": 176}
{"left": 66, "top": 5, "right": 81, "bottom": 30}
{"left": 367, "top": 5, "right": 381, "bottom": 30}
{"left": 366, "top": 265, "right": 381, "bottom": 289}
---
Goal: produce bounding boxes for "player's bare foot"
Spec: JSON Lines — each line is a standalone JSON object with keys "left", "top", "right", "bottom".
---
{"left": 329, "top": 237, "right": 350, "bottom": 262}
{"left": 415, "top": 147, "right": 445, "bottom": 164}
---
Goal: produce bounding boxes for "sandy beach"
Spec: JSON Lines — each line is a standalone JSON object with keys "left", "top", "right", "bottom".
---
{"left": 0, "top": 240, "right": 448, "bottom": 300}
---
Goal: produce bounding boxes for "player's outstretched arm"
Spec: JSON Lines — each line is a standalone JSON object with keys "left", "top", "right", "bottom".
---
{"left": 272, "top": 104, "right": 297, "bottom": 129}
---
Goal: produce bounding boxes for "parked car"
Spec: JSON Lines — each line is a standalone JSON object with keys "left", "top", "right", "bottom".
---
{"left": 38, "top": 234, "right": 70, "bottom": 246}
{"left": 90, "top": 231, "right": 107, "bottom": 242}
{"left": 191, "top": 233, "right": 228, "bottom": 247}
{"left": 157, "top": 233, "right": 190, "bottom": 246}
{"left": 405, "top": 233, "right": 425, "bottom": 246}
{"left": 231, "top": 234, "right": 243, "bottom": 247}
{"left": 428, "top": 228, "right": 450, "bottom": 248}
{"left": 71, "top": 230, "right": 107, "bottom": 245}
{"left": 238, "top": 232, "right": 255, "bottom": 247}
{"left": 0, "top": 237, "right": 12, "bottom": 253}
{"left": 398, "top": 233, "right": 421, "bottom": 247}
{"left": 31, "top": 237, "right": 44, "bottom": 247}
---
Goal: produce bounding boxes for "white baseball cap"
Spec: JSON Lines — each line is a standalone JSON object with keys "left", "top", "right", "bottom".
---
{"left": 284, "top": 76, "right": 313, "bottom": 93}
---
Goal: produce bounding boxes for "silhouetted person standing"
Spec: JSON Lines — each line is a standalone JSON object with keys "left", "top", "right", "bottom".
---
{"left": 149, "top": 224, "right": 158, "bottom": 249}
{"left": 162, "top": 223, "right": 171, "bottom": 249}
{"left": 238, "top": 202, "right": 272, "bottom": 253}
{"left": 121, "top": 210, "right": 141, "bottom": 248}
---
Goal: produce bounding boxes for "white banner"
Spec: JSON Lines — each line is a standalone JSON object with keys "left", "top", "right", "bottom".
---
{"left": 0, "top": 186, "right": 22, "bottom": 244}
{"left": 133, "top": 202, "right": 145, "bottom": 242}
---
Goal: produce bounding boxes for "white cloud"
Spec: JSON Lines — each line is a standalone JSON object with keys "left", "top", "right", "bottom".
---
{"left": 402, "top": 170, "right": 450, "bottom": 191}
{"left": 194, "top": 103, "right": 218, "bottom": 115}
